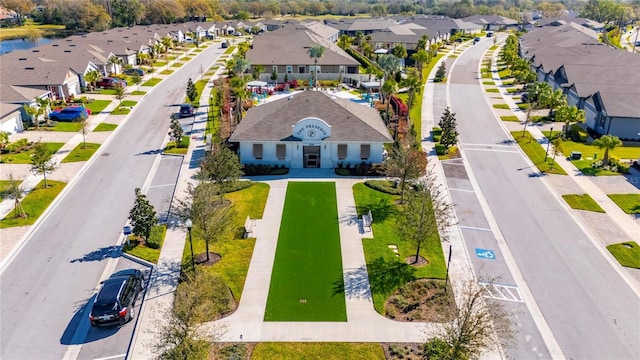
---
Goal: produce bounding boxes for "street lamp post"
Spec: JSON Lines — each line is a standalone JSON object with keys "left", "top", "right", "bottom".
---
{"left": 544, "top": 126, "right": 554, "bottom": 161}
{"left": 185, "top": 219, "right": 195, "bottom": 273}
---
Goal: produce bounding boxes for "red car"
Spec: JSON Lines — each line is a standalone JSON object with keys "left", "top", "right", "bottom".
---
{"left": 96, "top": 77, "right": 126, "bottom": 89}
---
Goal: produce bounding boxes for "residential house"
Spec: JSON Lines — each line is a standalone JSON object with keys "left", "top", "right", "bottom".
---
{"left": 461, "top": 15, "right": 520, "bottom": 31}
{"left": 323, "top": 18, "right": 397, "bottom": 36}
{"left": 403, "top": 15, "right": 482, "bottom": 36}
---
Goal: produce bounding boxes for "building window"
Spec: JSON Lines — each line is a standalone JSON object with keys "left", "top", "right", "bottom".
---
{"left": 272, "top": 65, "right": 278, "bottom": 73}
{"left": 253, "top": 143, "right": 263, "bottom": 159}
{"left": 338, "top": 144, "right": 347, "bottom": 160}
{"left": 310, "top": 65, "right": 321, "bottom": 74}
{"left": 276, "top": 144, "right": 286, "bottom": 159}
{"left": 298, "top": 66, "right": 305, "bottom": 74}
{"left": 598, "top": 115, "right": 605, "bottom": 129}
{"left": 286, "top": 65, "right": 292, "bottom": 74}
{"left": 339, "top": 65, "right": 345, "bottom": 73}
{"left": 360, "top": 144, "right": 370, "bottom": 160}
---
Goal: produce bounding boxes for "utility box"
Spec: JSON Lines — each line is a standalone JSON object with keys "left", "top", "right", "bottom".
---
{"left": 570, "top": 151, "right": 582, "bottom": 160}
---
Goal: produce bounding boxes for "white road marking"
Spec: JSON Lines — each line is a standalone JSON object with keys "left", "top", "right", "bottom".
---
{"left": 463, "top": 148, "right": 520, "bottom": 154}
{"left": 479, "top": 282, "right": 524, "bottom": 302}
{"left": 93, "top": 354, "right": 127, "bottom": 360}
{"left": 463, "top": 143, "right": 516, "bottom": 148}
{"left": 449, "top": 188, "right": 476, "bottom": 193}
{"left": 148, "top": 183, "right": 177, "bottom": 188}
{"left": 459, "top": 225, "right": 492, "bottom": 232}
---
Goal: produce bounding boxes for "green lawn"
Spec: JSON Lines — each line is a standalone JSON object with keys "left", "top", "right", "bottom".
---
{"left": 493, "top": 104, "right": 510, "bottom": 109}
{"left": 223, "top": 45, "right": 236, "bottom": 54}
{"left": 483, "top": 81, "right": 495, "bottom": 85}
{"left": 99, "top": 89, "right": 118, "bottom": 95}
{"left": 130, "top": 90, "right": 146, "bottom": 95}
{"left": 353, "top": 183, "right": 447, "bottom": 314}
{"left": 172, "top": 62, "right": 184, "bottom": 68}
{"left": 498, "top": 68, "right": 512, "bottom": 79}
{"left": 265, "top": 182, "right": 346, "bottom": 321}
{"left": 184, "top": 182, "right": 270, "bottom": 301}
{"left": 558, "top": 139, "right": 640, "bottom": 161}
{"left": 1, "top": 142, "right": 64, "bottom": 164}
{"left": 123, "top": 225, "right": 166, "bottom": 264}
{"left": 0, "top": 180, "right": 66, "bottom": 228}
{"left": 607, "top": 242, "right": 640, "bottom": 268}
{"left": 47, "top": 121, "right": 85, "bottom": 132}
{"left": 111, "top": 106, "right": 130, "bottom": 115}
{"left": 0, "top": 180, "right": 21, "bottom": 200}
{"left": 141, "top": 78, "right": 162, "bottom": 86}
{"left": 607, "top": 194, "right": 640, "bottom": 214}
{"left": 160, "top": 69, "right": 174, "bottom": 74}
{"left": 85, "top": 100, "right": 111, "bottom": 114}
{"left": 93, "top": 123, "right": 118, "bottom": 132}
{"left": 61, "top": 143, "right": 100, "bottom": 163}
{"left": 511, "top": 132, "right": 567, "bottom": 175}
{"left": 152, "top": 61, "right": 167, "bottom": 67}
{"left": 562, "top": 194, "right": 605, "bottom": 212}
{"left": 486, "top": 88, "right": 499, "bottom": 93}
{"left": 506, "top": 88, "right": 520, "bottom": 93}
{"left": 252, "top": 343, "right": 385, "bottom": 360}
{"left": 120, "top": 100, "right": 137, "bottom": 107}
{"left": 500, "top": 115, "right": 520, "bottom": 122}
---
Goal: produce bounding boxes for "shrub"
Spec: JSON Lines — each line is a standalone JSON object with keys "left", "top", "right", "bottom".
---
{"left": 568, "top": 124, "right": 588, "bottom": 143}
{"left": 146, "top": 224, "right": 166, "bottom": 249}
{"left": 5, "top": 139, "right": 30, "bottom": 153}
{"left": 364, "top": 180, "right": 403, "bottom": 195}
{"left": 178, "top": 135, "right": 190, "bottom": 148}
{"left": 218, "top": 344, "right": 247, "bottom": 359}
{"left": 335, "top": 168, "right": 351, "bottom": 176}
{"left": 435, "top": 144, "right": 446, "bottom": 155}
{"left": 432, "top": 127, "right": 442, "bottom": 136}
{"left": 433, "top": 134, "right": 441, "bottom": 143}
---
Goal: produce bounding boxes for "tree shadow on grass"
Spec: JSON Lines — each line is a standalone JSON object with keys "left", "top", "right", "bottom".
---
{"left": 333, "top": 257, "right": 416, "bottom": 299}
{"left": 356, "top": 199, "right": 396, "bottom": 223}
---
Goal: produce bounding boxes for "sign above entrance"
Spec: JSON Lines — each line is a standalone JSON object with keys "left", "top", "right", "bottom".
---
{"left": 292, "top": 117, "right": 331, "bottom": 141}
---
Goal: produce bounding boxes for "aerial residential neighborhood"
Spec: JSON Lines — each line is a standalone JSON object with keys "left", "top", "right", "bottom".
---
{"left": 0, "top": 0, "right": 639, "bottom": 359}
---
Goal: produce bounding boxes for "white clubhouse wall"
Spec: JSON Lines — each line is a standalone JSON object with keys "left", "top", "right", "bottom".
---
{"left": 238, "top": 141, "right": 386, "bottom": 168}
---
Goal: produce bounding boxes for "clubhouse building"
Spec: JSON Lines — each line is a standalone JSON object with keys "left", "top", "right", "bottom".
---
{"left": 229, "top": 91, "right": 393, "bottom": 169}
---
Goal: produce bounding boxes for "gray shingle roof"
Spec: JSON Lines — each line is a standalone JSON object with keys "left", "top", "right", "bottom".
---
{"left": 229, "top": 91, "right": 393, "bottom": 142}
{"left": 245, "top": 25, "right": 359, "bottom": 66}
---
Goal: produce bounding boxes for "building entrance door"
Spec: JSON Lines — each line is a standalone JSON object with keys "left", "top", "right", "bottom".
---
{"left": 303, "top": 146, "right": 320, "bottom": 168}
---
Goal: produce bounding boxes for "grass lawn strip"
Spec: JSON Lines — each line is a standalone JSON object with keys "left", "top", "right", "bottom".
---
{"left": 606, "top": 242, "right": 640, "bottom": 268}
{"left": 353, "top": 183, "right": 447, "bottom": 314}
{"left": 511, "top": 132, "right": 567, "bottom": 175}
{"left": 1, "top": 142, "right": 64, "bottom": 164}
{"left": 93, "top": 123, "right": 118, "bottom": 132}
{"left": 0, "top": 180, "right": 66, "bottom": 228}
{"left": 123, "top": 224, "right": 166, "bottom": 264}
{"left": 264, "top": 182, "right": 346, "bottom": 321}
{"left": 607, "top": 194, "right": 640, "bottom": 214}
{"left": 141, "top": 78, "right": 161, "bottom": 86}
{"left": 184, "top": 182, "right": 269, "bottom": 301}
{"left": 251, "top": 343, "right": 385, "bottom": 360}
{"left": 61, "top": 143, "right": 100, "bottom": 163}
{"left": 84, "top": 100, "right": 111, "bottom": 114}
{"left": 0, "top": 180, "right": 21, "bottom": 200}
{"left": 562, "top": 194, "right": 605, "bottom": 212}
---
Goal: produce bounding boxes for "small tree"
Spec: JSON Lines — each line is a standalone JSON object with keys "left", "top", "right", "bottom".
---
{"left": 423, "top": 278, "right": 514, "bottom": 360}
{"left": 435, "top": 61, "right": 447, "bottom": 82}
{"left": 551, "top": 136, "right": 564, "bottom": 165}
{"left": 271, "top": 68, "right": 278, "bottom": 81}
{"left": 31, "top": 142, "right": 56, "bottom": 188}
{"left": 186, "top": 78, "right": 198, "bottom": 103}
{"left": 554, "top": 104, "right": 586, "bottom": 138}
{"left": 0, "top": 131, "right": 9, "bottom": 154}
{"left": 198, "top": 142, "right": 244, "bottom": 196}
{"left": 397, "top": 172, "right": 454, "bottom": 264}
{"left": 114, "top": 85, "right": 126, "bottom": 104}
{"left": 79, "top": 119, "right": 89, "bottom": 149}
{"left": 173, "top": 182, "right": 235, "bottom": 263}
{"left": 131, "top": 72, "right": 142, "bottom": 91}
{"left": 439, "top": 107, "right": 459, "bottom": 150}
{"left": 593, "top": 134, "right": 622, "bottom": 166}
{"left": 307, "top": 45, "right": 325, "bottom": 89}
{"left": 84, "top": 70, "right": 100, "bottom": 91}
{"left": 169, "top": 117, "right": 184, "bottom": 144}
{"left": 383, "top": 137, "right": 428, "bottom": 203}
{"left": 128, "top": 188, "right": 157, "bottom": 241}
{"left": 5, "top": 173, "right": 26, "bottom": 218}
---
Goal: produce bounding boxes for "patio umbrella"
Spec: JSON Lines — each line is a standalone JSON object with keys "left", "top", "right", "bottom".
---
{"left": 374, "top": 48, "right": 388, "bottom": 54}
{"left": 246, "top": 80, "right": 268, "bottom": 87}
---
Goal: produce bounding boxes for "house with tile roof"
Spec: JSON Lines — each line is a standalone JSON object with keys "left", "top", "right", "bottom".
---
{"left": 323, "top": 18, "right": 398, "bottom": 36}
{"left": 461, "top": 15, "right": 519, "bottom": 31}
{"left": 245, "top": 24, "right": 360, "bottom": 83}
{"left": 401, "top": 15, "right": 482, "bottom": 36}
{"left": 229, "top": 90, "right": 393, "bottom": 168}
{"left": 520, "top": 24, "right": 640, "bottom": 140}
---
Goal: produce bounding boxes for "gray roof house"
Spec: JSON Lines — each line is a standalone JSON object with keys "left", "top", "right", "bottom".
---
{"left": 245, "top": 24, "right": 360, "bottom": 83}
{"left": 520, "top": 24, "right": 640, "bottom": 140}
{"left": 401, "top": 15, "right": 482, "bottom": 36}
{"left": 229, "top": 90, "right": 392, "bottom": 168}
{"left": 535, "top": 16, "right": 604, "bottom": 32}
{"left": 323, "top": 18, "right": 397, "bottom": 36}
{"left": 461, "top": 15, "right": 519, "bottom": 31}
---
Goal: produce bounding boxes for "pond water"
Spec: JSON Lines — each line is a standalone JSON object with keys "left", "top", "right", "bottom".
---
{"left": 0, "top": 37, "right": 53, "bottom": 55}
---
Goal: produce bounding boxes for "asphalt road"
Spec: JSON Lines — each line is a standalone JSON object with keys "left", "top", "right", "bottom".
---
{"left": 0, "top": 43, "right": 225, "bottom": 360}
{"left": 449, "top": 37, "right": 639, "bottom": 359}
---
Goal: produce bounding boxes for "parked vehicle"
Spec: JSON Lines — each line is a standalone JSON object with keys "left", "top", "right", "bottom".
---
{"left": 123, "top": 68, "right": 144, "bottom": 76}
{"left": 487, "top": 32, "right": 494, "bottom": 37}
{"left": 96, "top": 77, "right": 126, "bottom": 89}
{"left": 474, "top": 37, "right": 481, "bottom": 44}
{"left": 221, "top": 42, "right": 228, "bottom": 49}
{"left": 89, "top": 269, "right": 145, "bottom": 327}
{"left": 48, "top": 107, "right": 89, "bottom": 122}
{"left": 179, "top": 103, "right": 195, "bottom": 118}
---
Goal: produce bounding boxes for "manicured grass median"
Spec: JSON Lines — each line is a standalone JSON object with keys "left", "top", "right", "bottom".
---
{"left": 607, "top": 194, "right": 640, "bottom": 214}
{"left": 141, "top": 78, "right": 162, "bottom": 86}
{"left": 562, "top": 194, "right": 605, "bottom": 212}
{"left": 265, "top": 182, "right": 346, "bottom": 321}
{"left": 353, "top": 183, "right": 446, "bottom": 314}
{"left": 607, "top": 241, "right": 640, "bottom": 268}
{"left": 93, "top": 123, "right": 118, "bottom": 132}
{"left": 486, "top": 88, "right": 499, "bottom": 93}
{"left": 123, "top": 224, "right": 166, "bottom": 263}
{"left": 252, "top": 343, "right": 385, "bottom": 360}
{"left": 500, "top": 115, "right": 520, "bottom": 122}
{"left": 0, "top": 180, "right": 20, "bottom": 200}
{"left": 493, "top": 103, "right": 510, "bottom": 109}
{"left": 85, "top": 100, "right": 111, "bottom": 114}
{"left": 61, "top": 143, "right": 100, "bottom": 162}
{"left": 0, "top": 180, "right": 66, "bottom": 228}
{"left": 511, "top": 132, "right": 567, "bottom": 175}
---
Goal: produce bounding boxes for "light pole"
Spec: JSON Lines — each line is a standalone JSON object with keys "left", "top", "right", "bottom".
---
{"left": 185, "top": 219, "right": 195, "bottom": 273}
{"left": 544, "top": 125, "right": 554, "bottom": 161}
{"left": 444, "top": 244, "right": 452, "bottom": 293}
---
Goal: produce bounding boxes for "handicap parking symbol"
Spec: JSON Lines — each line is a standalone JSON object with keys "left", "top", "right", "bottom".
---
{"left": 475, "top": 248, "right": 496, "bottom": 260}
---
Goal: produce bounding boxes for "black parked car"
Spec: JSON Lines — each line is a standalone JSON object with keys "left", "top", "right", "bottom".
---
{"left": 123, "top": 68, "right": 145, "bottom": 76}
{"left": 179, "top": 103, "right": 195, "bottom": 118}
{"left": 89, "top": 269, "right": 145, "bottom": 327}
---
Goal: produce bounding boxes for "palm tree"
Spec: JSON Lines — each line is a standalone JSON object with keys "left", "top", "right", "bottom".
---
{"left": 161, "top": 36, "right": 173, "bottom": 61}
{"left": 391, "top": 44, "right": 407, "bottom": 69}
{"left": 232, "top": 57, "right": 251, "bottom": 79}
{"left": 84, "top": 70, "right": 100, "bottom": 91}
{"left": 593, "top": 135, "right": 622, "bottom": 166}
{"left": 307, "top": 45, "right": 325, "bottom": 89}
{"left": 411, "top": 49, "right": 430, "bottom": 81}
{"left": 337, "top": 34, "right": 352, "bottom": 50}
{"left": 108, "top": 55, "right": 124, "bottom": 75}
{"left": 555, "top": 104, "right": 586, "bottom": 138}
{"left": 403, "top": 70, "right": 422, "bottom": 129}
{"left": 36, "top": 97, "right": 51, "bottom": 126}
{"left": 539, "top": 88, "right": 567, "bottom": 117}
{"left": 381, "top": 79, "right": 398, "bottom": 130}
{"left": 377, "top": 54, "right": 401, "bottom": 81}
